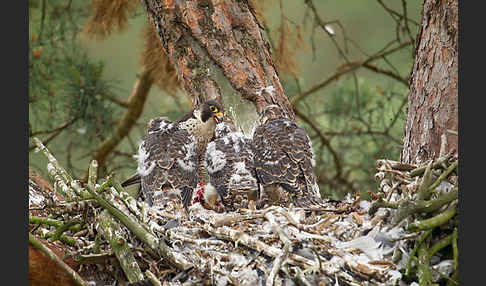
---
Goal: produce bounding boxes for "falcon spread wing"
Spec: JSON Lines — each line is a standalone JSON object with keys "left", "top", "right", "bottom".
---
{"left": 204, "top": 123, "right": 259, "bottom": 211}
{"left": 253, "top": 105, "right": 322, "bottom": 208}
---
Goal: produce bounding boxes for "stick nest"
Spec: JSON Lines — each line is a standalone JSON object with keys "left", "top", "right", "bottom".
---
{"left": 29, "top": 138, "right": 458, "bottom": 286}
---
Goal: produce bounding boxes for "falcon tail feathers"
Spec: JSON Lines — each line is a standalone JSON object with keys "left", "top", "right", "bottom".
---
{"left": 280, "top": 182, "right": 325, "bottom": 208}
{"left": 121, "top": 174, "right": 141, "bottom": 187}
{"left": 181, "top": 187, "right": 193, "bottom": 210}
{"left": 293, "top": 194, "right": 326, "bottom": 209}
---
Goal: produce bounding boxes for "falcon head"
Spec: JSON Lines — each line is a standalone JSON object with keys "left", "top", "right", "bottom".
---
{"left": 259, "top": 105, "right": 287, "bottom": 124}
{"left": 200, "top": 100, "right": 224, "bottom": 124}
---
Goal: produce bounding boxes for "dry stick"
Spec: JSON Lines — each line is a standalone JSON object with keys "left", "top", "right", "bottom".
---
{"left": 33, "top": 137, "right": 91, "bottom": 199}
{"left": 169, "top": 232, "right": 226, "bottom": 247}
{"left": 98, "top": 209, "right": 145, "bottom": 283}
{"left": 211, "top": 211, "right": 265, "bottom": 227}
{"left": 145, "top": 270, "right": 162, "bottom": 286}
{"left": 212, "top": 268, "right": 242, "bottom": 286}
{"left": 265, "top": 211, "right": 292, "bottom": 286}
{"left": 274, "top": 207, "right": 305, "bottom": 230}
{"left": 203, "top": 224, "right": 315, "bottom": 268}
{"left": 33, "top": 137, "right": 75, "bottom": 199}
{"left": 267, "top": 244, "right": 290, "bottom": 286}
{"left": 386, "top": 181, "right": 402, "bottom": 202}
{"left": 207, "top": 221, "right": 365, "bottom": 285}
{"left": 84, "top": 182, "right": 191, "bottom": 271}
{"left": 293, "top": 267, "right": 314, "bottom": 286}
{"left": 29, "top": 233, "right": 90, "bottom": 286}
{"left": 48, "top": 200, "right": 99, "bottom": 216}
{"left": 111, "top": 179, "right": 145, "bottom": 224}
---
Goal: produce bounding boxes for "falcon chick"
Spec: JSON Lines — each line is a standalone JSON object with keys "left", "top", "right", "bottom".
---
{"left": 204, "top": 122, "right": 259, "bottom": 211}
{"left": 252, "top": 105, "right": 322, "bottom": 208}
{"left": 121, "top": 100, "right": 224, "bottom": 209}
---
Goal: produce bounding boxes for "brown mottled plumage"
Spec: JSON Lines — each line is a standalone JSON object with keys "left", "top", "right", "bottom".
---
{"left": 252, "top": 105, "right": 322, "bottom": 208}
{"left": 204, "top": 122, "right": 259, "bottom": 211}
{"left": 121, "top": 100, "right": 224, "bottom": 208}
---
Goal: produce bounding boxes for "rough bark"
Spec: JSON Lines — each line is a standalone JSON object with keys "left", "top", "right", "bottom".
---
{"left": 401, "top": 0, "right": 458, "bottom": 165}
{"left": 140, "top": 0, "right": 294, "bottom": 119}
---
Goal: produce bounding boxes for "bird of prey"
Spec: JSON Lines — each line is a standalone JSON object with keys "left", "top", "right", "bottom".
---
{"left": 252, "top": 105, "right": 322, "bottom": 208}
{"left": 121, "top": 100, "right": 224, "bottom": 208}
{"left": 203, "top": 122, "right": 259, "bottom": 211}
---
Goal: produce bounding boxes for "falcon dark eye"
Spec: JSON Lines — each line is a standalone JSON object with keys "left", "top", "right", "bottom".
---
{"left": 210, "top": 106, "right": 218, "bottom": 113}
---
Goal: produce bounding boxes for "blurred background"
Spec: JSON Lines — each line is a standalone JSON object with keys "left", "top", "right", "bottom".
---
{"left": 29, "top": 0, "right": 422, "bottom": 199}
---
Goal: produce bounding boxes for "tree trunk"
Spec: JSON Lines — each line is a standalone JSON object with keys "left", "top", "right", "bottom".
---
{"left": 140, "top": 0, "right": 295, "bottom": 120}
{"left": 401, "top": 0, "right": 458, "bottom": 165}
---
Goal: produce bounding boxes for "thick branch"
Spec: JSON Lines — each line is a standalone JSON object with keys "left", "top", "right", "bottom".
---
{"left": 98, "top": 210, "right": 145, "bottom": 283}
{"left": 84, "top": 180, "right": 190, "bottom": 271}
{"left": 141, "top": 0, "right": 294, "bottom": 118}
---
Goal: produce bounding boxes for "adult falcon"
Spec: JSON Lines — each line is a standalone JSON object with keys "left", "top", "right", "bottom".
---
{"left": 252, "top": 105, "right": 322, "bottom": 208}
{"left": 121, "top": 100, "right": 224, "bottom": 208}
{"left": 203, "top": 122, "right": 259, "bottom": 211}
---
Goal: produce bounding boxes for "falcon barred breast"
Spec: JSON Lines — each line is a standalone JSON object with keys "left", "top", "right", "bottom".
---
{"left": 252, "top": 105, "right": 322, "bottom": 208}
{"left": 121, "top": 100, "right": 224, "bottom": 209}
{"left": 203, "top": 122, "right": 259, "bottom": 211}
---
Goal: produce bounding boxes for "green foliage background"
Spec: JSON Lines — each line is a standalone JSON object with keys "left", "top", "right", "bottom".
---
{"left": 29, "top": 0, "right": 421, "bottom": 199}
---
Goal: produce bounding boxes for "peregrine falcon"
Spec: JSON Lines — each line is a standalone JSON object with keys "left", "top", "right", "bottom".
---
{"left": 121, "top": 100, "right": 224, "bottom": 208}
{"left": 203, "top": 122, "right": 259, "bottom": 211}
{"left": 252, "top": 105, "right": 322, "bottom": 208}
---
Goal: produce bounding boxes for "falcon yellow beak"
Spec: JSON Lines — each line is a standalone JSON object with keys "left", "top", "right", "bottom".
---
{"left": 213, "top": 112, "right": 224, "bottom": 123}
